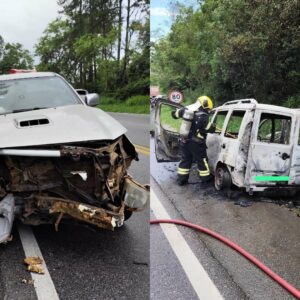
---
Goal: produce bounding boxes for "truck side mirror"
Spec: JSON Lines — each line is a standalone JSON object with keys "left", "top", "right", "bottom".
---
{"left": 86, "top": 93, "right": 100, "bottom": 107}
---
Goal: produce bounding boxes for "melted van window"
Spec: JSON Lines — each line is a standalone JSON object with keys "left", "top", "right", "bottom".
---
{"left": 213, "top": 111, "right": 228, "bottom": 134}
{"left": 258, "top": 113, "right": 291, "bottom": 144}
{"left": 225, "top": 110, "right": 246, "bottom": 139}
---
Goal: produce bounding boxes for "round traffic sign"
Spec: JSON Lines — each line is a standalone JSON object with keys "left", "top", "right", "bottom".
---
{"left": 169, "top": 90, "right": 184, "bottom": 104}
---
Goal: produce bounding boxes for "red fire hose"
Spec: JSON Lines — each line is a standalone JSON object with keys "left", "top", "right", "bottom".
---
{"left": 150, "top": 219, "right": 300, "bottom": 299}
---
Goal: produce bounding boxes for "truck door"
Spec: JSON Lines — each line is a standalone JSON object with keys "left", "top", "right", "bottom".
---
{"left": 154, "top": 100, "right": 182, "bottom": 162}
{"left": 246, "top": 111, "right": 293, "bottom": 185}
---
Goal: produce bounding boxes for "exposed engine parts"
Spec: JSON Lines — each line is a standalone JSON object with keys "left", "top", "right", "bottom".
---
{"left": 0, "top": 135, "right": 149, "bottom": 242}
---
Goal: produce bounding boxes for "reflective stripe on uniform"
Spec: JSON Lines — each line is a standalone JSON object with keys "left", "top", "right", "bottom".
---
{"left": 205, "top": 122, "right": 212, "bottom": 130}
{"left": 177, "top": 167, "right": 190, "bottom": 175}
{"left": 196, "top": 131, "right": 204, "bottom": 139}
{"left": 175, "top": 109, "right": 180, "bottom": 118}
{"left": 199, "top": 170, "right": 210, "bottom": 176}
{"left": 204, "top": 158, "right": 209, "bottom": 171}
{"left": 198, "top": 158, "right": 210, "bottom": 177}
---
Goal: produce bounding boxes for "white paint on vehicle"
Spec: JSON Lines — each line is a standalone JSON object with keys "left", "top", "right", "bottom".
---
{"left": 18, "top": 223, "right": 60, "bottom": 300}
{"left": 0, "top": 104, "right": 126, "bottom": 148}
{"left": 151, "top": 190, "right": 224, "bottom": 300}
{"left": 0, "top": 149, "right": 61, "bottom": 157}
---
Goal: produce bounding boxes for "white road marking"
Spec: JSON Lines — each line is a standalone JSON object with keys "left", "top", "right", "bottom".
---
{"left": 151, "top": 190, "right": 224, "bottom": 300}
{"left": 18, "top": 223, "right": 60, "bottom": 300}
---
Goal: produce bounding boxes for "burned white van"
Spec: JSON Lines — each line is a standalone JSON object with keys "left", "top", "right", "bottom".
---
{"left": 0, "top": 72, "right": 149, "bottom": 244}
{"left": 155, "top": 99, "right": 300, "bottom": 195}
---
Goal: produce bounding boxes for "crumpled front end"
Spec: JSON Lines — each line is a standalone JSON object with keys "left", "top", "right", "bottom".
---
{"left": 0, "top": 194, "right": 15, "bottom": 243}
{"left": 0, "top": 135, "right": 149, "bottom": 242}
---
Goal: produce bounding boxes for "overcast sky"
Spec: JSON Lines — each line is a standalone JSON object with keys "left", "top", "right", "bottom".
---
{"left": 0, "top": 1, "right": 198, "bottom": 56}
{"left": 0, "top": 0, "right": 60, "bottom": 59}
{"left": 150, "top": 0, "right": 199, "bottom": 41}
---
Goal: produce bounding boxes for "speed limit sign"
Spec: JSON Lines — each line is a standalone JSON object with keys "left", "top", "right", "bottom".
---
{"left": 169, "top": 90, "right": 184, "bottom": 104}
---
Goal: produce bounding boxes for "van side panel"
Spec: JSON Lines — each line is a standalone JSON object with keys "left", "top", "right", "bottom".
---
{"left": 290, "top": 150, "right": 300, "bottom": 184}
{"left": 290, "top": 115, "right": 300, "bottom": 184}
{"left": 245, "top": 109, "right": 294, "bottom": 189}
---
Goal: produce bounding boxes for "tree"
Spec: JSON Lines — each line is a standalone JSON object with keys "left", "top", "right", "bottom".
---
{"left": 0, "top": 42, "right": 34, "bottom": 74}
{"left": 0, "top": 35, "right": 4, "bottom": 59}
{"left": 152, "top": 0, "right": 300, "bottom": 106}
{"left": 117, "top": 0, "right": 123, "bottom": 64}
{"left": 122, "top": 0, "right": 131, "bottom": 84}
{"left": 36, "top": 0, "right": 149, "bottom": 100}
{"left": 35, "top": 19, "right": 76, "bottom": 79}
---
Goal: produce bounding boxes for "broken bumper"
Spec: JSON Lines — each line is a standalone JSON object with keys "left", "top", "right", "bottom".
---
{"left": 0, "top": 194, "right": 15, "bottom": 243}
{"left": 33, "top": 195, "right": 126, "bottom": 231}
{"left": 33, "top": 176, "right": 150, "bottom": 231}
{"left": 123, "top": 176, "right": 150, "bottom": 211}
{"left": 0, "top": 136, "right": 149, "bottom": 241}
{"left": 20, "top": 176, "right": 150, "bottom": 233}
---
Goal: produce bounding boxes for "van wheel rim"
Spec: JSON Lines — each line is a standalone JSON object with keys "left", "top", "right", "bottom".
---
{"left": 215, "top": 168, "right": 224, "bottom": 190}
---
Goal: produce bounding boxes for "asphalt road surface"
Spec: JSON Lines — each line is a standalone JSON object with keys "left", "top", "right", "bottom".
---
{"left": 150, "top": 138, "right": 300, "bottom": 300}
{"left": 0, "top": 112, "right": 150, "bottom": 300}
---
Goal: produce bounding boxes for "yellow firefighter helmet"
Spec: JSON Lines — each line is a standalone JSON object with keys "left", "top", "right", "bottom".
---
{"left": 197, "top": 96, "right": 213, "bottom": 110}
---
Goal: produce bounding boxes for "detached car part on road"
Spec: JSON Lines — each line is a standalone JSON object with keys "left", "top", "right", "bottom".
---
{"left": 155, "top": 99, "right": 300, "bottom": 194}
{"left": 0, "top": 72, "right": 149, "bottom": 244}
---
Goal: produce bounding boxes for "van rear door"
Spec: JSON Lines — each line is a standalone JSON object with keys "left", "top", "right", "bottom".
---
{"left": 246, "top": 110, "right": 294, "bottom": 186}
{"left": 289, "top": 112, "right": 300, "bottom": 185}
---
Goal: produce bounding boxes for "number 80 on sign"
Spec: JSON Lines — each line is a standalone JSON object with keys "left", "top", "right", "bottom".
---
{"left": 169, "top": 91, "right": 184, "bottom": 104}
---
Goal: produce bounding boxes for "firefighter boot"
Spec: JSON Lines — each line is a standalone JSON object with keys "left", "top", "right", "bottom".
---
{"left": 199, "top": 174, "right": 213, "bottom": 185}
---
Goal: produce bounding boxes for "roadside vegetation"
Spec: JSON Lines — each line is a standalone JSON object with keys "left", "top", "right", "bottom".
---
{"left": 99, "top": 95, "right": 149, "bottom": 114}
{"left": 151, "top": 0, "right": 300, "bottom": 108}
{"left": 160, "top": 105, "right": 181, "bottom": 132}
{"left": 0, "top": 0, "right": 149, "bottom": 114}
{"left": 0, "top": 37, "right": 34, "bottom": 72}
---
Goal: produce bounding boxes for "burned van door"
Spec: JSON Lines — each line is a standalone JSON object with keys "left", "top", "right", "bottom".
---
{"left": 154, "top": 100, "right": 182, "bottom": 162}
{"left": 246, "top": 111, "right": 293, "bottom": 185}
{"left": 289, "top": 113, "right": 300, "bottom": 185}
{"left": 220, "top": 110, "right": 246, "bottom": 165}
{"left": 219, "top": 110, "right": 249, "bottom": 186}
{"left": 206, "top": 110, "right": 229, "bottom": 172}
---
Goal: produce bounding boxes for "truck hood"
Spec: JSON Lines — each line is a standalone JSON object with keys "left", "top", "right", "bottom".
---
{"left": 0, "top": 105, "right": 127, "bottom": 148}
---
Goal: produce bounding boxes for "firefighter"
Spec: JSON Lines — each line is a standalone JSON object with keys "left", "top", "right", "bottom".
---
{"left": 171, "top": 96, "right": 216, "bottom": 185}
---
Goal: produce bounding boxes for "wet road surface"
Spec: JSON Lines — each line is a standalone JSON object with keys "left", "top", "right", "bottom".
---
{"left": 150, "top": 138, "right": 300, "bottom": 300}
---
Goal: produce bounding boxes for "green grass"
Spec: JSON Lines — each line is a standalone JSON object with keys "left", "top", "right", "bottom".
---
{"left": 99, "top": 103, "right": 149, "bottom": 114}
{"left": 160, "top": 105, "right": 181, "bottom": 132}
{"left": 98, "top": 95, "right": 149, "bottom": 114}
{"left": 126, "top": 95, "right": 148, "bottom": 106}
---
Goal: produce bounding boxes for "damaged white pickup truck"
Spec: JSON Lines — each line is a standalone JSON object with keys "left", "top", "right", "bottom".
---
{"left": 0, "top": 72, "right": 149, "bottom": 243}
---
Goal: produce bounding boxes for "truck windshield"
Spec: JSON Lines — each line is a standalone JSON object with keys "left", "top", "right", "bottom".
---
{"left": 0, "top": 76, "right": 82, "bottom": 115}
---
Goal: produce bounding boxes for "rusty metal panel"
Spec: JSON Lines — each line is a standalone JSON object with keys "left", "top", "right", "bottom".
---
{"left": 0, "top": 135, "right": 147, "bottom": 238}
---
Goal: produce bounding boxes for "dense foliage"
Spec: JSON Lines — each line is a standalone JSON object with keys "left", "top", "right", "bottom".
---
{"left": 151, "top": 0, "right": 300, "bottom": 106}
{"left": 36, "top": 0, "right": 149, "bottom": 100}
{"left": 0, "top": 38, "right": 34, "bottom": 74}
